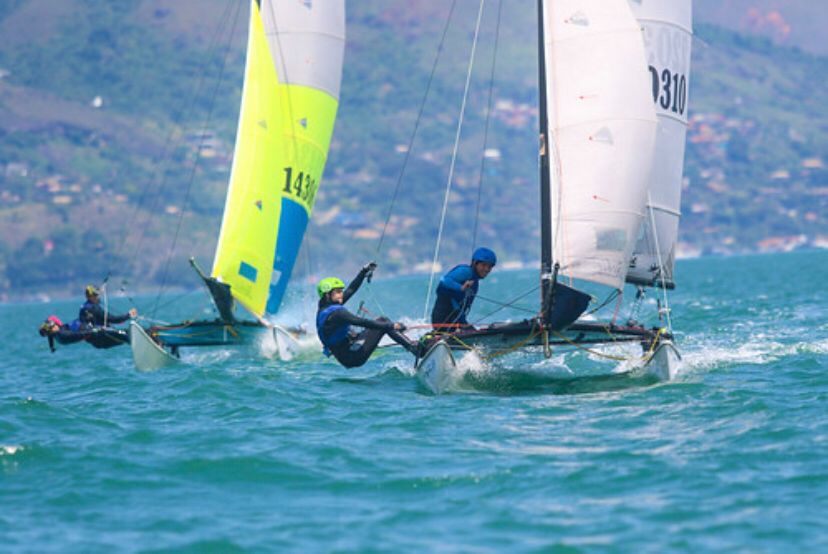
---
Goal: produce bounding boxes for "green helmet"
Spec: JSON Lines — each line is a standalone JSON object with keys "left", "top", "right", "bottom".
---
{"left": 317, "top": 277, "right": 345, "bottom": 298}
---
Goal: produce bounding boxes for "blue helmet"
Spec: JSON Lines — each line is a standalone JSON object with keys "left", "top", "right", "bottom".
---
{"left": 472, "top": 247, "right": 497, "bottom": 266}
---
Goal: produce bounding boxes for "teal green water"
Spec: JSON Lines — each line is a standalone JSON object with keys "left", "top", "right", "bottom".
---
{"left": 2, "top": 251, "right": 828, "bottom": 552}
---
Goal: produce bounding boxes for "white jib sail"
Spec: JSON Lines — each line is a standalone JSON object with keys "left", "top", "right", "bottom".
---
{"left": 543, "top": 0, "right": 659, "bottom": 290}
{"left": 626, "top": 0, "right": 693, "bottom": 288}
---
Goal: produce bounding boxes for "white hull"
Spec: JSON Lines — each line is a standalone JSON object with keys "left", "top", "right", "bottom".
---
{"left": 643, "top": 339, "right": 681, "bottom": 381}
{"left": 272, "top": 325, "right": 302, "bottom": 361}
{"left": 130, "top": 321, "right": 179, "bottom": 372}
{"left": 415, "top": 341, "right": 458, "bottom": 395}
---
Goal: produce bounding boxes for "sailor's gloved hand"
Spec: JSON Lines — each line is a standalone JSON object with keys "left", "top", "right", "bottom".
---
{"left": 362, "top": 261, "right": 378, "bottom": 282}
{"left": 393, "top": 322, "right": 406, "bottom": 332}
{"left": 128, "top": 308, "right": 138, "bottom": 318}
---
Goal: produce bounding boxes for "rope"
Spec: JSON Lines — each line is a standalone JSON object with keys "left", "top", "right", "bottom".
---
{"left": 425, "top": 321, "right": 542, "bottom": 361}
{"left": 152, "top": 1, "right": 243, "bottom": 317}
{"left": 265, "top": 0, "right": 301, "bottom": 170}
{"left": 363, "top": 281, "right": 388, "bottom": 320}
{"left": 582, "top": 289, "right": 618, "bottom": 318}
{"left": 102, "top": 282, "right": 109, "bottom": 328}
{"left": 471, "top": 0, "right": 504, "bottom": 250}
{"left": 423, "top": 0, "right": 487, "bottom": 321}
{"left": 104, "top": 0, "right": 237, "bottom": 299}
{"left": 419, "top": 320, "right": 665, "bottom": 365}
{"left": 549, "top": 326, "right": 665, "bottom": 363}
{"left": 376, "top": 0, "right": 459, "bottom": 255}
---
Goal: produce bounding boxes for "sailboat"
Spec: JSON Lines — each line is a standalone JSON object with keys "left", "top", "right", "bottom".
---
{"left": 415, "top": 0, "right": 692, "bottom": 393}
{"left": 130, "top": 0, "right": 346, "bottom": 371}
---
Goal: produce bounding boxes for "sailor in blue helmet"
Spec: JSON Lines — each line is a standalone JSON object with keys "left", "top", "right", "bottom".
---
{"left": 316, "top": 262, "right": 419, "bottom": 368}
{"left": 431, "top": 247, "right": 497, "bottom": 329}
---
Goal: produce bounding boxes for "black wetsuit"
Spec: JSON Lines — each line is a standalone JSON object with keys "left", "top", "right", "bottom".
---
{"left": 317, "top": 267, "right": 416, "bottom": 368}
{"left": 43, "top": 323, "right": 129, "bottom": 352}
{"left": 79, "top": 300, "right": 131, "bottom": 327}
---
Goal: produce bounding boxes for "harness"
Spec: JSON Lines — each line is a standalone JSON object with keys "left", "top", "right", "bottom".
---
{"left": 316, "top": 304, "right": 350, "bottom": 357}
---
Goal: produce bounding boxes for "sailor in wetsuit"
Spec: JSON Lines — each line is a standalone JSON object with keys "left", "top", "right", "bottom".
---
{"left": 316, "top": 263, "right": 418, "bottom": 368}
{"left": 79, "top": 285, "right": 137, "bottom": 327}
{"left": 38, "top": 315, "right": 82, "bottom": 352}
{"left": 38, "top": 312, "right": 129, "bottom": 352}
{"left": 431, "top": 247, "right": 497, "bottom": 329}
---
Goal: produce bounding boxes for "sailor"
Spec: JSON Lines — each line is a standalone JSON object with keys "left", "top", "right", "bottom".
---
{"left": 431, "top": 247, "right": 497, "bottom": 329}
{"left": 79, "top": 285, "right": 137, "bottom": 327}
{"left": 316, "top": 262, "right": 418, "bottom": 368}
{"left": 38, "top": 315, "right": 70, "bottom": 352}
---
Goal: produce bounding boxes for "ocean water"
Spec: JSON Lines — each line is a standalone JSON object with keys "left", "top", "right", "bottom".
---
{"left": 2, "top": 251, "right": 827, "bottom": 552}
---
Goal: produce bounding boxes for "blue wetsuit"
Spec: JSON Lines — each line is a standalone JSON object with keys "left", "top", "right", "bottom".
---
{"left": 431, "top": 264, "right": 479, "bottom": 327}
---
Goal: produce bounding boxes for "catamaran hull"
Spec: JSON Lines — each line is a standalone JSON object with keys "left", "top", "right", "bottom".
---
{"left": 149, "top": 320, "right": 265, "bottom": 348}
{"left": 416, "top": 341, "right": 458, "bottom": 395}
{"left": 130, "top": 319, "right": 304, "bottom": 370}
{"left": 130, "top": 321, "right": 179, "bottom": 372}
{"left": 273, "top": 324, "right": 302, "bottom": 361}
{"left": 413, "top": 320, "right": 680, "bottom": 393}
{"left": 643, "top": 339, "right": 681, "bottom": 381}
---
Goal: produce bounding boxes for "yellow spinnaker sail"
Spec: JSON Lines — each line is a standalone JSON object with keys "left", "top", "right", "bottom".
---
{"left": 212, "top": 0, "right": 344, "bottom": 318}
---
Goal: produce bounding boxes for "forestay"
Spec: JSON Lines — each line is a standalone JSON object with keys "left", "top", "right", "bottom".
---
{"left": 626, "top": 0, "right": 693, "bottom": 289}
{"left": 542, "top": 0, "right": 657, "bottom": 290}
{"left": 211, "top": 0, "right": 345, "bottom": 317}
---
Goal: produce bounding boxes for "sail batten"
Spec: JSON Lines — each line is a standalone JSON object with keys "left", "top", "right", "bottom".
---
{"left": 542, "top": 0, "right": 658, "bottom": 290}
{"left": 211, "top": 0, "right": 344, "bottom": 318}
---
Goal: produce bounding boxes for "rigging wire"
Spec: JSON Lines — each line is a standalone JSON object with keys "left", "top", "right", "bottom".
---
{"left": 423, "top": 0, "right": 488, "bottom": 321}
{"left": 265, "top": 0, "right": 302, "bottom": 174}
{"left": 471, "top": 0, "right": 503, "bottom": 250}
{"left": 152, "top": 0, "right": 244, "bottom": 317}
{"left": 582, "top": 289, "right": 619, "bottom": 318}
{"left": 645, "top": 191, "right": 673, "bottom": 331}
{"left": 472, "top": 285, "right": 541, "bottom": 323}
{"left": 375, "top": 0, "right": 459, "bottom": 256}
{"left": 101, "top": 0, "right": 238, "bottom": 302}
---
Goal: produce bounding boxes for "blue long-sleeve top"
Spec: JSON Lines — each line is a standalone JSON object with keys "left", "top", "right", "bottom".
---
{"left": 432, "top": 264, "right": 479, "bottom": 324}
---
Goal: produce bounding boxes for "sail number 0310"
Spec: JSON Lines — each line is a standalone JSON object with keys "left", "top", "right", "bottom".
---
{"left": 282, "top": 167, "right": 318, "bottom": 205}
{"left": 649, "top": 66, "right": 687, "bottom": 116}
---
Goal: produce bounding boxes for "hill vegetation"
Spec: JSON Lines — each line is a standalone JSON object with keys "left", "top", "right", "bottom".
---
{"left": 0, "top": 1, "right": 826, "bottom": 299}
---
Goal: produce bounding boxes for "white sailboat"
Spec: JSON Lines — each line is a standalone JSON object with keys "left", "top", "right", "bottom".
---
{"left": 131, "top": 0, "right": 346, "bottom": 371}
{"left": 415, "top": 0, "right": 692, "bottom": 393}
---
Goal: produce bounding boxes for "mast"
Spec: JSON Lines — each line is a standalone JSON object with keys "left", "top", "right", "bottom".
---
{"left": 537, "top": 0, "right": 554, "bottom": 323}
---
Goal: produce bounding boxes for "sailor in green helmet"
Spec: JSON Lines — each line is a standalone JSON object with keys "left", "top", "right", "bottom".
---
{"left": 316, "top": 262, "right": 418, "bottom": 368}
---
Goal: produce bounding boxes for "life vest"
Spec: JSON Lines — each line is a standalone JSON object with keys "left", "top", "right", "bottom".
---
{"left": 316, "top": 304, "right": 350, "bottom": 357}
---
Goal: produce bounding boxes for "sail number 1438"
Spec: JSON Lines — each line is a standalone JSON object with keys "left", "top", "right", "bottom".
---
{"left": 282, "top": 167, "right": 318, "bottom": 206}
{"left": 649, "top": 65, "right": 687, "bottom": 116}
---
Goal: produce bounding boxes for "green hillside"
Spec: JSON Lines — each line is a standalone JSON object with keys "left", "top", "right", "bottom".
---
{"left": 0, "top": 1, "right": 826, "bottom": 299}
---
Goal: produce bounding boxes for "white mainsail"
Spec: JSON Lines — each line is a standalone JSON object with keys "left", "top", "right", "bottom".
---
{"left": 626, "top": 0, "right": 693, "bottom": 288}
{"left": 543, "top": 0, "right": 658, "bottom": 290}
